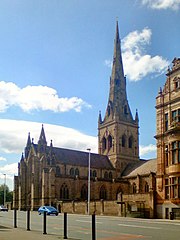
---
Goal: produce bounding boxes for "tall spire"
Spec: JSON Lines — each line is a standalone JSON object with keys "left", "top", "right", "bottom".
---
{"left": 104, "top": 21, "right": 133, "bottom": 122}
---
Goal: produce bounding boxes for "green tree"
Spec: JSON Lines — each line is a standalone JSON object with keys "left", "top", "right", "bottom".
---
{"left": 0, "top": 184, "right": 13, "bottom": 205}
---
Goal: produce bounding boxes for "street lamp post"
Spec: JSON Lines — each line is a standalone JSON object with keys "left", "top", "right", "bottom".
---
{"left": 87, "top": 148, "right": 91, "bottom": 215}
{"left": 3, "top": 174, "right": 6, "bottom": 206}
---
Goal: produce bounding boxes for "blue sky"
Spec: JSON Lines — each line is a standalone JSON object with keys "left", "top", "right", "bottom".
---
{"left": 0, "top": 0, "right": 180, "bottom": 189}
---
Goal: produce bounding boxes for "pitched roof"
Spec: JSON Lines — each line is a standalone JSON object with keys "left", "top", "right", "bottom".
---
{"left": 33, "top": 144, "right": 115, "bottom": 170}
{"left": 122, "top": 158, "right": 157, "bottom": 177}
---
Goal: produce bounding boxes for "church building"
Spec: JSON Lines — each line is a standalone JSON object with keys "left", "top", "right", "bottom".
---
{"left": 14, "top": 22, "right": 171, "bottom": 219}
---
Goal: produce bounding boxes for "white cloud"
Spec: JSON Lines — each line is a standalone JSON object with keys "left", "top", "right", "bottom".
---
{"left": 0, "top": 81, "right": 91, "bottom": 113}
{"left": 0, "top": 119, "right": 98, "bottom": 154}
{"left": 0, "top": 163, "right": 18, "bottom": 176}
{"left": 0, "top": 163, "right": 18, "bottom": 190}
{"left": 140, "top": 144, "right": 157, "bottom": 157}
{"left": 105, "top": 28, "right": 169, "bottom": 81}
{"left": 142, "top": 0, "right": 180, "bottom": 10}
{"left": 0, "top": 156, "right": 6, "bottom": 161}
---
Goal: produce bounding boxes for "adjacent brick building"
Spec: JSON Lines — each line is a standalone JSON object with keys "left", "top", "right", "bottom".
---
{"left": 155, "top": 57, "right": 180, "bottom": 219}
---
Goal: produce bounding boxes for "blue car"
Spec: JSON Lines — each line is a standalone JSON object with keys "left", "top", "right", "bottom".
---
{"left": 38, "top": 206, "right": 58, "bottom": 216}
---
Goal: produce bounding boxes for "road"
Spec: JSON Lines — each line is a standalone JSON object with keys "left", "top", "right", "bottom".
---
{"left": 0, "top": 210, "right": 180, "bottom": 240}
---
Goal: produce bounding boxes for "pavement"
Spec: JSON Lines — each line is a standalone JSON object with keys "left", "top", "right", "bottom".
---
{"left": 0, "top": 225, "right": 69, "bottom": 240}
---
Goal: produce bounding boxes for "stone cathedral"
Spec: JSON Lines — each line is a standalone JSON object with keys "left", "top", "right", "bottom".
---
{"left": 13, "top": 22, "right": 180, "bottom": 219}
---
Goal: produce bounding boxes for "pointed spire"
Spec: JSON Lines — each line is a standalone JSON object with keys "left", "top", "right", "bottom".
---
{"left": 159, "top": 87, "right": 162, "bottom": 95}
{"left": 38, "top": 124, "right": 47, "bottom": 145}
{"left": 25, "top": 132, "right": 31, "bottom": 159}
{"left": 26, "top": 132, "right": 31, "bottom": 146}
{"left": 135, "top": 109, "right": 139, "bottom": 122}
{"left": 111, "top": 20, "right": 125, "bottom": 84}
{"left": 20, "top": 152, "right": 24, "bottom": 162}
{"left": 38, "top": 124, "right": 47, "bottom": 153}
{"left": 104, "top": 21, "right": 133, "bottom": 123}
{"left": 50, "top": 139, "right": 53, "bottom": 148}
{"left": 98, "top": 111, "right": 102, "bottom": 124}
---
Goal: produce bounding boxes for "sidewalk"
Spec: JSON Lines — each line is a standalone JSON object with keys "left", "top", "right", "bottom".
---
{"left": 0, "top": 225, "right": 67, "bottom": 240}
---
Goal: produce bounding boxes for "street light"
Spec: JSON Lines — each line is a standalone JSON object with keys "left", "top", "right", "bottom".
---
{"left": 3, "top": 174, "right": 6, "bottom": 206}
{"left": 87, "top": 148, "right": 91, "bottom": 215}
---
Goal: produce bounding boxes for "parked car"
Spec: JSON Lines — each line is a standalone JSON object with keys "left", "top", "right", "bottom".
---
{"left": 0, "top": 205, "right": 8, "bottom": 212}
{"left": 38, "top": 206, "right": 58, "bottom": 216}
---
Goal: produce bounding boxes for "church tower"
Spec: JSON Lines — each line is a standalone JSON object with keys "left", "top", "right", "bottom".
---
{"left": 98, "top": 21, "right": 139, "bottom": 174}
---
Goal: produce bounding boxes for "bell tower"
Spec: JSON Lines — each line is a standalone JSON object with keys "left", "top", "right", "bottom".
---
{"left": 98, "top": 21, "right": 139, "bottom": 174}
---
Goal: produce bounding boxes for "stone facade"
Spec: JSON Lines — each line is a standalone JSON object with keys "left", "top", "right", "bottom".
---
{"left": 155, "top": 58, "right": 180, "bottom": 219}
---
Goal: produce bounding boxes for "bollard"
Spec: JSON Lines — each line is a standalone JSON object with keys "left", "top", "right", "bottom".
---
{"left": 64, "top": 212, "right": 68, "bottom": 239}
{"left": 27, "top": 209, "right": 30, "bottom": 231}
{"left": 14, "top": 209, "right": 17, "bottom": 228}
{"left": 92, "top": 213, "right": 96, "bottom": 240}
{"left": 43, "top": 211, "right": 47, "bottom": 234}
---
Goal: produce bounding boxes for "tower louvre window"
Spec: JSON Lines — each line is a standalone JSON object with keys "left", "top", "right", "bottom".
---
{"left": 124, "top": 105, "right": 128, "bottom": 115}
{"left": 128, "top": 136, "right": 133, "bottom": 148}
{"left": 122, "top": 135, "right": 126, "bottom": 147}
{"left": 107, "top": 106, "right": 111, "bottom": 116}
{"left": 102, "top": 137, "right": 107, "bottom": 152}
{"left": 108, "top": 135, "right": 112, "bottom": 150}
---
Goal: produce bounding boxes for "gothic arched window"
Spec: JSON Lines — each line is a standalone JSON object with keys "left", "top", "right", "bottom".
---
{"left": 104, "top": 171, "right": 108, "bottom": 179}
{"left": 56, "top": 166, "right": 61, "bottom": 176}
{"left": 60, "top": 183, "right": 69, "bottom": 200}
{"left": 109, "top": 172, "right": 112, "bottom": 179}
{"left": 124, "top": 105, "right": 128, "bottom": 114}
{"left": 108, "top": 135, "right": 112, "bottom": 150}
{"left": 75, "top": 168, "right": 79, "bottom": 176}
{"left": 93, "top": 170, "right": 97, "bottom": 178}
{"left": 102, "top": 137, "right": 107, "bottom": 152}
{"left": 81, "top": 184, "right": 88, "bottom": 200}
{"left": 144, "top": 182, "right": 149, "bottom": 193}
{"left": 132, "top": 183, "right": 137, "bottom": 194}
{"left": 128, "top": 136, "right": 133, "bottom": 148}
{"left": 122, "top": 134, "right": 126, "bottom": 147}
{"left": 100, "top": 185, "right": 107, "bottom": 200}
{"left": 70, "top": 168, "right": 75, "bottom": 176}
{"left": 107, "top": 105, "right": 111, "bottom": 116}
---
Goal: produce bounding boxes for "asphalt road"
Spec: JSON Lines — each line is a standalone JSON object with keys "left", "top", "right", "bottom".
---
{"left": 0, "top": 210, "right": 180, "bottom": 240}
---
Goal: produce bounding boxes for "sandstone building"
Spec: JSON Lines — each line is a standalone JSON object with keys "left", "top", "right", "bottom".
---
{"left": 155, "top": 57, "right": 180, "bottom": 219}
{"left": 14, "top": 22, "right": 180, "bottom": 219}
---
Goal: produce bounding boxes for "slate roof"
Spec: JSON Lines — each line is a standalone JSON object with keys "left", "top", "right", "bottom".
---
{"left": 122, "top": 158, "right": 157, "bottom": 177}
{"left": 33, "top": 144, "right": 115, "bottom": 170}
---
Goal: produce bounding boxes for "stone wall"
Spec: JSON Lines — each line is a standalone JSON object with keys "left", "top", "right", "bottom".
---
{"left": 56, "top": 195, "right": 155, "bottom": 218}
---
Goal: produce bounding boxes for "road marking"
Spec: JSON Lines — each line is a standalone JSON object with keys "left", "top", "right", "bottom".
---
{"left": 77, "top": 230, "right": 90, "bottom": 234}
{"left": 118, "top": 223, "right": 161, "bottom": 229}
{"left": 76, "top": 220, "right": 102, "bottom": 224}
